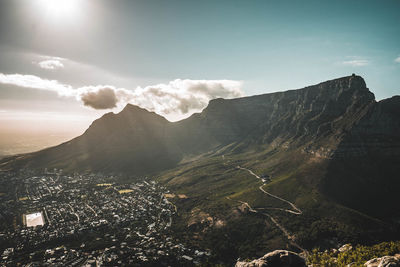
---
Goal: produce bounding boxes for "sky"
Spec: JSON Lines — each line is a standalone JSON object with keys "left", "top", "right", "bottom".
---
{"left": 0, "top": 0, "right": 399, "bottom": 154}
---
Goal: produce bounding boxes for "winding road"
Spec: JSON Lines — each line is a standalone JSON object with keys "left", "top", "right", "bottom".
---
{"left": 227, "top": 165, "right": 306, "bottom": 253}
{"left": 236, "top": 166, "right": 302, "bottom": 215}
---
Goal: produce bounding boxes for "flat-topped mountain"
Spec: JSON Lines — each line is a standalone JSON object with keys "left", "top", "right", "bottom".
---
{"left": 2, "top": 75, "right": 400, "bottom": 264}
{"left": 176, "top": 74, "right": 377, "bottom": 155}
{"left": 1, "top": 75, "right": 399, "bottom": 175}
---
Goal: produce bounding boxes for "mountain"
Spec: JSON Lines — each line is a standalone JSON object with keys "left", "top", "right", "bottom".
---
{"left": 322, "top": 94, "right": 400, "bottom": 219}
{"left": 153, "top": 75, "right": 400, "bottom": 264}
{"left": 1, "top": 74, "right": 400, "bottom": 263}
{"left": 176, "top": 73, "right": 376, "bottom": 155}
{"left": 0, "top": 105, "right": 181, "bottom": 174}
{"left": 2, "top": 74, "right": 384, "bottom": 174}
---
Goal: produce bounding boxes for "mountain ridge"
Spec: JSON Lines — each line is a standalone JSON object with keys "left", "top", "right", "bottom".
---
{"left": 2, "top": 74, "right": 400, "bottom": 264}
{"left": 0, "top": 74, "right": 398, "bottom": 174}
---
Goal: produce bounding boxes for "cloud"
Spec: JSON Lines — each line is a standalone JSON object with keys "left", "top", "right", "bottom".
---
{"left": 341, "top": 59, "right": 369, "bottom": 67}
{"left": 0, "top": 73, "right": 72, "bottom": 95}
{"left": 77, "top": 86, "right": 133, "bottom": 109}
{"left": 79, "top": 87, "right": 118, "bottom": 109}
{"left": 76, "top": 79, "right": 244, "bottom": 114}
{"left": 35, "top": 56, "right": 65, "bottom": 70}
{"left": 38, "top": 59, "right": 64, "bottom": 70}
{"left": 395, "top": 56, "right": 400, "bottom": 63}
{"left": 0, "top": 73, "right": 244, "bottom": 118}
{"left": 130, "top": 79, "right": 244, "bottom": 115}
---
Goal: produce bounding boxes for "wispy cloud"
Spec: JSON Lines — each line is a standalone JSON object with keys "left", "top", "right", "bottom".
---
{"left": 38, "top": 59, "right": 64, "bottom": 70}
{"left": 395, "top": 56, "right": 400, "bottom": 63}
{"left": 34, "top": 56, "right": 65, "bottom": 70}
{"left": 0, "top": 73, "right": 244, "bottom": 117}
{"left": 341, "top": 59, "right": 369, "bottom": 67}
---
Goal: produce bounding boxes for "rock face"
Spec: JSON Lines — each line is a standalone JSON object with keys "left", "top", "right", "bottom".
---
{"left": 321, "top": 95, "right": 400, "bottom": 219}
{"left": 175, "top": 74, "right": 375, "bottom": 155}
{"left": 235, "top": 250, "right": 306, "bottom": 267}
{"left": 338, "top": 244, "right": 353, "bottom": 253}
{"left": 1, "top": 75, "right": 399, "bottom": 177}
{"left": 333, "top": 95, "right": 400, "bottom": 158}
{"left": 365, "top": 254, "right": 400, "bottom": 267}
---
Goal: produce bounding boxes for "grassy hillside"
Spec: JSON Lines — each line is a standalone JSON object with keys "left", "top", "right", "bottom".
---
{"left": 156, "top": 146, "right": 399, "bottom": 265}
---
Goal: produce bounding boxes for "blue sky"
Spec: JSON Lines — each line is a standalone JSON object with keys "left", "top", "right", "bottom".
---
{"left": 0, "top": 0, "right": 399, "bottom": 139}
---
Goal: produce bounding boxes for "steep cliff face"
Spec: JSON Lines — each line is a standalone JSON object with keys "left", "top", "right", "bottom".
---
{"left": 174, "top": 75, "right": 376, "bottom": 156}
{"left": 0, "top": 75, "right": 397, "bottom": 176}
{"left": 243, "top": 75, "right": 375, "bottom": 150}
{"left": 322, "top": 96, "right": 400, "bottom": 219}
{"left": 333, "top": 95, "right": 400, "bottom": 158}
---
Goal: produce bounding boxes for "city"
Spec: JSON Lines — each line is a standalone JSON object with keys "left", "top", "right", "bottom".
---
{"left": 0, "top": 169, "right": 209, "bottom": 266}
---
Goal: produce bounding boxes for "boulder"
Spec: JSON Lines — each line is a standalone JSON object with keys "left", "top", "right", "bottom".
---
{"left": 338, "top": 244, "right": 353, "bottom": 253}
{"left": 235, "top": 250, "right": 306, "bottom": 267}
{"left": 364, "top": 254, "right": 400, "bottom": 267}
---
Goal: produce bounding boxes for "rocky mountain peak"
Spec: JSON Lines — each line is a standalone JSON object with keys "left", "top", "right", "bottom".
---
{"left": 348, "top": 73, "right": 367, "bottom": 89}
{"left": 328, "top": 74, "right": 367, "bottom": 91}
{"left": 120, "top": 103, "right": 148, "bottom": 113}
{"left": 1, "top": 75, "right": 396, "bottom": 176}
{"left": 119, "top": 104, "right": 166, "bottom": 120}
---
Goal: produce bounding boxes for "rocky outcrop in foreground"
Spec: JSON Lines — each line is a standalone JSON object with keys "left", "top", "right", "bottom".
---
{"left": 240, "top": 247, "right": 400, "bottom": 267}
{"left": 235, "top": 250, "right": 306, "bottom": 267}
{"left": 364, "top": 254, "right": 400, "bottom": 267}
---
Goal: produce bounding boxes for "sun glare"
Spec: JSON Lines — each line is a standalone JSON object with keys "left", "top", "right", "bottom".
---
{"left": 38, "top": 0, "right": 80, "bottom": 19}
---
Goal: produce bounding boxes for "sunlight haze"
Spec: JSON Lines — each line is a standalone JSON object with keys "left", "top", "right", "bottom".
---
{"left": 0, "top": 0, "right": 399, "bottom": 155}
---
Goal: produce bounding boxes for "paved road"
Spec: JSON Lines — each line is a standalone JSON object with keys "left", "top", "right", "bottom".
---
{"left": 227, "top": 165, "right": 306, "bottom": 253}
{"left": 237, "top": 166, "right": 302, "bottom": 215}
{"left": 226, "top": 195, "right": 305, "bottom": 253}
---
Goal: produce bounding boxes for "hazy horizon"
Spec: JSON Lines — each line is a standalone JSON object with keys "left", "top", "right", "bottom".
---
{"left": 1, "top": 0, "right": 400, "bottom": 155}
{"left": 1, "top": 2, "right": 400, "bottom": 265}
